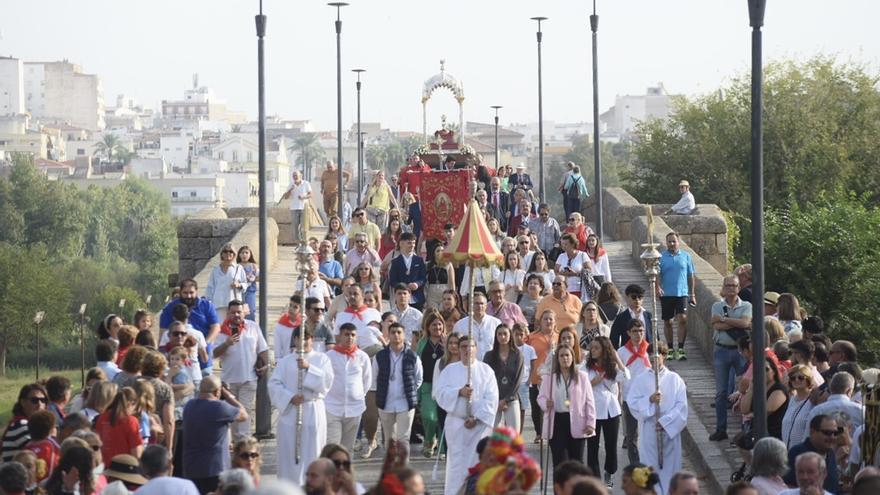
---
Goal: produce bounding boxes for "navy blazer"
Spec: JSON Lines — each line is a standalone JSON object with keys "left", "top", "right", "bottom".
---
{"left": 488, "top": 190, "right": 509, "bottom": 230}
{"left": 388, "top": 254, "right": 427, "bottom": 305}
{"left": 610, "top": 309, "right": 654, "bottom": 349}
{"left": 508, "top": 173, "right": 533, "bottom": 191}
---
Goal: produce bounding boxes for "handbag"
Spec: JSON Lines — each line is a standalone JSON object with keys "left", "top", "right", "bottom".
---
{"left": 233, "top": 265, "right": 250, "bottom": 315}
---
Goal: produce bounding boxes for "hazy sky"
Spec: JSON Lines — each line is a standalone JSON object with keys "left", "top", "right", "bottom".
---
{"left": 2, "top": 1, "right": 877, "bottom": 132}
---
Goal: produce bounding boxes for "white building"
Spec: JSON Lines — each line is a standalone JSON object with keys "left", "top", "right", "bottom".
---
{"left": 600, "top": 83, "right": 675, "bottom": 141}
{"left": 0, "top": 57, "right": 25, "bottom": 115}
{"left": 24, "top": 61, "right": 105, "bottom": 131}
{"left": 160, "top": 134, "right": 193, "bottom": 170}
{"left": 218, "top": 171, "right": 259, "bottom": 208}
{"left": 161, "top": 74, "right": 246, "bottom": 125}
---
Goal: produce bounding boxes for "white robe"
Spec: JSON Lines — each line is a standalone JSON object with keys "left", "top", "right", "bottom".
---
{"left": 433, "top": 361, "right": 499, "bottom": 495}
{"left": 268, "top": 350, "right": 335, "bottom": 485}
{"left": 626, "top": 366, "right": 688, "bottom": 495}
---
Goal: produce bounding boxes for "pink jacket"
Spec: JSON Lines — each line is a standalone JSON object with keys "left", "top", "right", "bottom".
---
{"left": 538, "top": 370, "right": 596, "bottom": 439}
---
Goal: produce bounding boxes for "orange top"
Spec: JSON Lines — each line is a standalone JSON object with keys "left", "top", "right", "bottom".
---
{"left": 525, "top": 330, "right": 558, "bottom": 385}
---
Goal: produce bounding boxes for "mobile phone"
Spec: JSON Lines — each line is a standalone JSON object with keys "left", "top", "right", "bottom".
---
{"left": 231, "top": 325, "right": 240, "bottom": 336}
{"left": 722, "top": 306, "right": 729, "bottom": 317}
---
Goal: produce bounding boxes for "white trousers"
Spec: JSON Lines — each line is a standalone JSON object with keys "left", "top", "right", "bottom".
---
{"left": 494, "top": 399, "right": 521, "bottom": 432}
{"left": 227, "top": 381, "right": 257, "bottom": 440}
{"left": 326, "top": 413, "right": 360, "bottom": 452}
{"left": 378, "top": 409, "right": 415, "bottom": 444}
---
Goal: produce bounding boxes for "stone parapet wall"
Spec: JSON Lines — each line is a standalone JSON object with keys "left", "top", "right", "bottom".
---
{"left": 177, "top": 208, "right": 245, "bottom": 281}
{"left": 586, "top": 188, "right": 729, "bottom": 274}
{"left": 629, "top": 215, "right": 725, "bottom": 361}
{"left": 190, "top": 216, "right": 279, "bottom": 291}
{"left": 228, "top": 206, "right": 296, "bottom": 245}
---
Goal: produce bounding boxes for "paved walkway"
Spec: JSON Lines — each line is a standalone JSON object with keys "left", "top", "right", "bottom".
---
{"left": 239, "top": 237, "right": 731, "bottom": 494}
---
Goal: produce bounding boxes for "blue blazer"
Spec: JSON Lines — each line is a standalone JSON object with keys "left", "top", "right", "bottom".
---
{"left": 610, "top": 309, "right": 654, "bottom": 349}
{"left": 388, "top": 254, "right": 427, "bottom": 305}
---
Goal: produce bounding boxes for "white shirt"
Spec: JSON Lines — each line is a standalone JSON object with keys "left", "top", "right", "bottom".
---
{"left": 556, "top": 250, "right": 592, "bottom": 293}
{"left": 204, "top": 263, "right": 248, "bottom": 310}
{"left": 372, "top": 347, "right": 424, "bottom": 413}
{"left": 777, "top": 489, "right": 833, "bottom": 495}
{"left": 97, "top": 361, "right": 121, "bottom": 380}
{"left": 214, "top": 320, "right": 269, "bottom": 383}
{"left": 453, "top": 314, "right": 503, "bottom": 360}
{"left": 135, "top": 476, "right": 199, "bottom": 495}
{"left": 296, "top": 278, "right": 332, "bottom": 301}
{"left": 325, "top": 348, "right": 372, "bottom": 417}
{"left": 588, "top": 366, "right": 630, "bottom": 419}
{"left": 287, "top": 180, "right": 312, "bottom": 210}
{"left": 459, "top": 265, "right": 501, "bottom": 296}
{"left": 808, "top": 393, "right": 865, "bottom": 431}
{"left": 391, "top": 305, "right": 423, "bottom": 342}
{"left": 334, "top": 308, "right": 384, "bottom": 349}
{"left": 518, "top": 344, "right": 537, "bottom": 385}
{"left": 159, "top": 324, "right": 207, "bottom": 382}
{"left": 618, "top": 344, "right": 652, "bottom": 400}
{"left": 670, "top": 191, "right": 696, "bottom": 214}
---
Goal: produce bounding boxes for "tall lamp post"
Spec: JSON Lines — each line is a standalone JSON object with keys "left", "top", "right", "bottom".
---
{"left": 590, "top": 0, "right": 603, "bottom": 238}
{"left": 329, "top": 2, "right": 348, "bottom": 214}
{"left": 254, "top": 0, "right": 272, "bottom": 438}
{"left": 531, "top": 16, "right": 547, "bottom": 203}
{"left": 490, "top": 105, "right": 502, "bottom": 169}
{"left": 353, "top": 68, "right": 366, "bottom": 206}
{"left": 34, "top": 311, "right": 45, "bottom": 380}
{"left": 748, "top": 0, "right": 768, "bottom": 440}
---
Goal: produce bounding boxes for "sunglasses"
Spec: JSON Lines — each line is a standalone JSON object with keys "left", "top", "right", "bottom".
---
{"left": 789, "top": 374, "right": 806, "bottom": 382}
{"left": 239, "top": 452, "right": 260, "bottom": 460}
{"left": 171, "top": 332, "right": 187, "bottom": 337}
{"left": 552, "top": 282, "right": 564, "bottom": 286}
{"left": 222, "top": 250, "right": 235, "bottom": 255}
{"left": 332, "top": 459, "right": 352, "bottom": 469}
{"left": 28, "top": 396, "right": 48, "bottom": 405}
{"left": 567, "top": 218, "right": 576, "bottom": 222}
{"left": 309, "top": 307, "right": 327, "bottom": 312}
{"left": 629, "top": 294, "right": 644, "bottom": 300}
{"left": 819, "top": 429, "right": 841, "bottom": 437}
{"left": 91, "top": 444, "right": 102, "bottom": 452}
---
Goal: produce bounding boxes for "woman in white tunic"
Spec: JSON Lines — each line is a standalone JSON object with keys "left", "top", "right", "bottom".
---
{"left": 626, "top": 342, "right": 688, "bottom": 495}
{"left": 433, "top": 336, "right": 499, "bottom": 495}
{"left": 268, "top": 330, "right": 335, "bottom": 485}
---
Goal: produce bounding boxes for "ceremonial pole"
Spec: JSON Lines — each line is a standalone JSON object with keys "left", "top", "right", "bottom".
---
{"left": 640, "top": 208, "right": 664, "bottom": 468}
{"left": 293, "top": 244, "right": 314, "bottom": 464}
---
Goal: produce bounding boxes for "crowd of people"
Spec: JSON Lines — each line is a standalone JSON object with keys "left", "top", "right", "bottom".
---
{"left": 2, "top": 157, "right": 879, "bottom": 495}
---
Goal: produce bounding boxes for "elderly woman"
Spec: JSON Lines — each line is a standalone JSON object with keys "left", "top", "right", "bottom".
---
{"left": 563, "top": 212, "right": 592, "bottom": 251}
{"left": 140, "top": 351, "right": 177, "bottom": 452}
{"left": 749, "top": 437, "right": 789, "bottom": 495}
{"left": 781, "top": 363, "right": 816, "bottom": 449}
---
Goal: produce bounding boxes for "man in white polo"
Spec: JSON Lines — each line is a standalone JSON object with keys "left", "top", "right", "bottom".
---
{"left": 452, "top": 292, "right": 502, "bottom": 361}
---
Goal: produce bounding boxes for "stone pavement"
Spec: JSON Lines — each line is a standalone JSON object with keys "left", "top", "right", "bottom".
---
{"left": 242, "top": 236, "right": 731, "bottom": 494}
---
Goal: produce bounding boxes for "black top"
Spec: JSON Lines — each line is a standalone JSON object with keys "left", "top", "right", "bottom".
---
{"left": 420, "top": 339, "right": 444, "bottom": 383}
{"left": 767, "top": 382, "right": 789, "bottom": 440}
{"left": 427, "top": 263, "right": 449, "bottom": 284}
{"left": 483, "top": 348, "right": 524, "bottom": 403}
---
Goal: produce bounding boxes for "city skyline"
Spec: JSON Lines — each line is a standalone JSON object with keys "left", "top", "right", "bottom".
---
{"left": 2, "top": 0, "right": 877, "bottom": 131}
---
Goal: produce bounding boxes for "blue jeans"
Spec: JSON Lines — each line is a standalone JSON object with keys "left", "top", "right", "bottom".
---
{"left": 244, "top": 288, "right": 257, "bottom": 321}
{"left": 714, "top": 345, "right": 746, "bottom": 433}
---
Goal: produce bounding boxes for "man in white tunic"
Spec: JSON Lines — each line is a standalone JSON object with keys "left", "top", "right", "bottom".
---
{"left": 452, "top": 292, "right": 502, "bottom": 360}
{"left": 433, "top": 336, "right": 499, "bottom": 495}
{"left": 626, "top": 342, "right": 688, "bottom": 495}
{"left": 268, "top": 328, "right": 335, "bottom": 485}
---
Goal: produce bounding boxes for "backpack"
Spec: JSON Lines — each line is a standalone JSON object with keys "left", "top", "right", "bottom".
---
{"left": 567, "top": 176, "right": 582, "bottom": 199}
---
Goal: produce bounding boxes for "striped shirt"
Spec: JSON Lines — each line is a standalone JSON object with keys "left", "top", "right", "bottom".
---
{"left": 1, "top": 417, "right": 30, "bottom": 462}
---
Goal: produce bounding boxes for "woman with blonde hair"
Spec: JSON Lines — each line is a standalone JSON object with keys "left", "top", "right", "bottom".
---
{"left": 69, "top": 367, "right": 108, "bottom": 414}
{"left": 82, "top": 380, "right": 118, "bottom": 422}
{"left": 362, "top": 169, "right": 399, "bottom": 228}
{"left": 764, "top": 317, "right": 786, "bottom": 344}
{"left": 232, "top": 437, "right": 262, "bottom": 486}
{"left": 780, "top": 363, "right": 816, "bottom": 449}
{"left": 777, "top": 293, "right": 803, "bottom": 335}
{"left": 326, "top": 215, "right": 349, "bottom": 252}
{"left": 501, "top": 251, "right": 527, "bottom": 303}
{"left": 487, "top": 217, "right": 506, "bottom": 245}
{"left": 354, "top": 262, "right": 383, "bottom": 308}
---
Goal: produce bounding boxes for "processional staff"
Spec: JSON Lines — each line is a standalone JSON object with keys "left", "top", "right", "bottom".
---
{"left": 640, "top": 208, "right": 664, "bottom": 469}
{"left": 293, "top": 243, "right": 315, "bottom": 464}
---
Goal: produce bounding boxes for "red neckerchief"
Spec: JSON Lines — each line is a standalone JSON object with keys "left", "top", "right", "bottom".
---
{"left": 277, "top": 313, "right": 301, "bottom": 329}
{"left": 220, "top": 318, "right": 243, "bottom": 336}
{"left": 344, "top": 305, "right": 369, "bottom": 321}
{"left": 624, "top": 340, "right": 651, "bottom": 368}
{"left": 334, "top": 344, "right": 360, "bottom": 359}
{"left": 590, "top": 362, "right": 606, "bottom": 374}
{"left": 586, "top": 247, "right": 607, "bottom": 262}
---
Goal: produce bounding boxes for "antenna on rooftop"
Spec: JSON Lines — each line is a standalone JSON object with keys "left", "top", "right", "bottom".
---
{"left": 192, "top": 73, "right": 199, "bottom": 89}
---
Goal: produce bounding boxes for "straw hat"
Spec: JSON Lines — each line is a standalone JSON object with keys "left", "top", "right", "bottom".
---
{"left": 103, "top": 455, "right": 147, "bottom": 485}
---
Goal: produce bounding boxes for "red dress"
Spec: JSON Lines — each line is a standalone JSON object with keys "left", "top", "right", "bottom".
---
{"left": 95, "top": 412, "right": 142, "bottom": 460}
{"left": 379, "top": 233, "right": 399, "bottom": 260}
{"left": 26, "top": 438, "right": 59, "bottom": 482}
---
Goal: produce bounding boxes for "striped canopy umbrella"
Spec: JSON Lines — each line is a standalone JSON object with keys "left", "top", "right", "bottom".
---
{"left": 439, "top": 199, "right": 502, "bottom": 418}
{"left": 441, "top": 199, "right": 504, "bottom": 268}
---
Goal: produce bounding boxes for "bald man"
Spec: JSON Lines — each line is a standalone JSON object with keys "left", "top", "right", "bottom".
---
{"left": 305, "top": 458, "right": 337, "bottom": 495}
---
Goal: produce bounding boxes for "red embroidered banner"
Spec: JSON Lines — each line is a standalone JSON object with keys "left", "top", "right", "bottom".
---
{"left": 418, "top": 170, "right": 470, "bottom": 240}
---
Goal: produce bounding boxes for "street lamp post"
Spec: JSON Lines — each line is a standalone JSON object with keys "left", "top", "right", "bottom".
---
{"left": 748, "top": 0, "right": 768, "bottom": 440}
{"left": 358, "top": 131, "right": 367, "bottom": 204}
{"left": 490, "top": 106, "right": 502, "bottom": 169}
{"left": 590, "top": 0, "right": 603, "bottom": 239}
{"left": 531, "top": 16, "right": 547, "bottom": 203}
{"left": 329, "top": 2, "right": 348, "bottom": 216}
{"left": 254, "top": 0, "right": 273, "bottom": 438}
{"left": 34, "top": 311, "right": 45, "bottom": 381}
{"left": 353, "top": 68, "right": 365, "bottom": 206}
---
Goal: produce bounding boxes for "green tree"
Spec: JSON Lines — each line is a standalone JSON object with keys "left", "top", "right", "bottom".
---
{"left": 292, "top": 133, "right": 326, "bottom": 178}
{"left": 93, "top": 133, "right": 127, "bottom": 164}
{"left": 764, "top": 192, "right": 880, "bottom": 364}
{"left": 627, "top": 56, "right": 880, "bottom": 261}
{"left": 0, "top": 243, "right": 72, "bottom": 375}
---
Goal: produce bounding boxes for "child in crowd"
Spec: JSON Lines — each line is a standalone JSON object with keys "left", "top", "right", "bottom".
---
{"left": 513, "top": 323, "right": 537, "bottom": 434}
{"left": 24, "top": 410, "right": 60, "bottom": 483}
{"left": 166, "top": 346, "right": 194, "bottom": 419}
{"left": 132, "top": 380, "right": 162, "bottom": 445}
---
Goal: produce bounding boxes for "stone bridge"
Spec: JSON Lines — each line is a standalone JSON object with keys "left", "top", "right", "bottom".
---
{"left": 174, "top": 186, "right": 741, "bottom": 494}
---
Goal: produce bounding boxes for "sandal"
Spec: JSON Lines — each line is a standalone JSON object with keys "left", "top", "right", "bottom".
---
{"left": 533, "top": 436, "right": 543, "bottom": 444}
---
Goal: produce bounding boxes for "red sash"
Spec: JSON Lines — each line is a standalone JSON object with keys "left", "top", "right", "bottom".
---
{"left": 344, "top": 305, "right": 369, "bottom": 321}
{"left": 334, "top": 344, "right": 361, "bottom": 359}
{"left": 624, "top": 340, "right": 651, "bottom": 368}
{"left": 277, "top": 313, "right": 301, "bottom": 329}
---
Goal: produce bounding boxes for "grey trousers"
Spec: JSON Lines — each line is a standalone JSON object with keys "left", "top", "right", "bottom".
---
{"left": 290, "top": 209, "right": 304, "bottom": 243}
{"left": 622, "top": 401, "right": 640, "bottom": 465}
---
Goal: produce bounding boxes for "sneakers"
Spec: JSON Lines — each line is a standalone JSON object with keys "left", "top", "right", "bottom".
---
{"left": 709, "top": 430, "right": 729, "bottom": 441}
{"left": 604, "top": 472, "right": 614, "bottom": 488}
{"left": 677, "top": 347, "right": 687, "bottom": 360}
{"left": 361, "top": 440, "right": 378, "bottom": 459}
{"left": 670, "top": 348, "right": 681, "bottom": 361}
